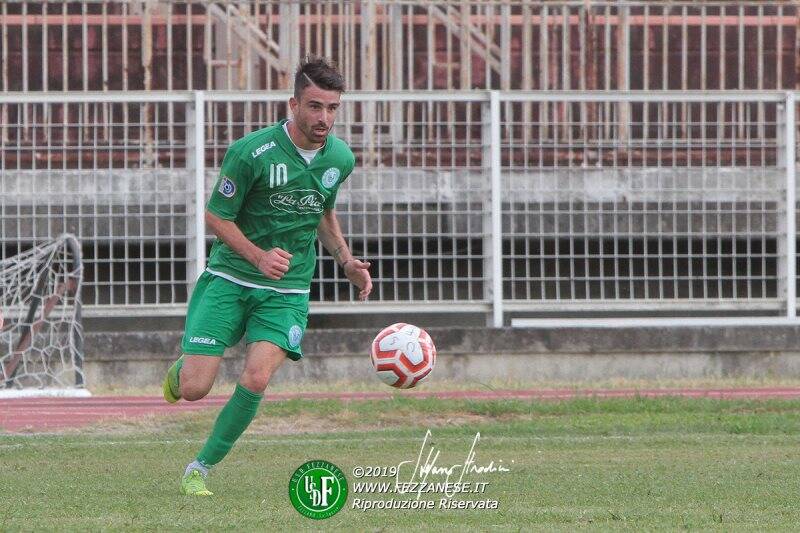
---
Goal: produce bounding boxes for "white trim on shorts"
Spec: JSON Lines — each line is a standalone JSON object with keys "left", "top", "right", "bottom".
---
{"left": 205, "top": 268, "right": 311, "bottom": 294}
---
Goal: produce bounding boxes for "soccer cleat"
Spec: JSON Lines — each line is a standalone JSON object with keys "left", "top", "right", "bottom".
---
{"left": 162, "top": 355, "right": 184, "bottom": 404}
{"left": 181, "top": 469, "right": 213, "bottom": 496}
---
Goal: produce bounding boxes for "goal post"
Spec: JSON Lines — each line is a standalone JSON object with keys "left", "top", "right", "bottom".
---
{"left": 0, "top": 234, "right": 89, "bottom": 398}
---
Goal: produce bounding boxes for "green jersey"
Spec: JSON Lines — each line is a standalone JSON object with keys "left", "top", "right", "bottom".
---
{"left": 205, "top": 119, "right": 356, "bottom": 291}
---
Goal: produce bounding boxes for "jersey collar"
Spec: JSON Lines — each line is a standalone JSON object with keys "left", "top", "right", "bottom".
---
{"left": 276, "top": 118, "right": 330, "bottom": 166}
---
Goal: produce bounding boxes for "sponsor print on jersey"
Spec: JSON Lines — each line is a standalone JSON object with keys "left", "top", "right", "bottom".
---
{"left": 269, "top": 189, "right": 325, "bottom": 214}
{"left": 321, "top": 167, "right": 341, "bottom": 188}
{"left": 218, "top": 177, "right": 236, "bottom": 198}
{"left": 288, "top": 325, "right": 303, "bottom": 348}
{"left": 251, "top": 141, "right": 276, "bottom": 159}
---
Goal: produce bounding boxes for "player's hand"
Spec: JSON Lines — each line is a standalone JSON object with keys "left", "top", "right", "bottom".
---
{"left": 256, "top": 248, "right": 293, "bottom": 280}
{"left": 344, "top": 259, "right": 372, "bottom": 301}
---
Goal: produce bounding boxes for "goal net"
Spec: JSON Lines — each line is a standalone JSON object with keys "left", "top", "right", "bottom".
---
{"left": 0, "top": 234, "right": 88, "bottom": 397}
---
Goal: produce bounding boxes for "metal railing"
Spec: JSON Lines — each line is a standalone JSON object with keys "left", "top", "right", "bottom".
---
{"left": 1, "top": 1, "right": 797, "bottom": 93}
{"left": 0, "top": 90, "right": 798, "bottom": 326}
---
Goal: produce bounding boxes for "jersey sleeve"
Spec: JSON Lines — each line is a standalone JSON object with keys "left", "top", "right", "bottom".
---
{"left": 323, "top": 152, "right": 356, "bottom": 210}
{"left": 206, "top": 148, "right": 255, "bottom": 220}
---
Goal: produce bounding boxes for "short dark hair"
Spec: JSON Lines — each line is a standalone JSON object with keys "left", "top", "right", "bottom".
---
{"left": 294, "top": 54, "right": 345, "bottom": 99}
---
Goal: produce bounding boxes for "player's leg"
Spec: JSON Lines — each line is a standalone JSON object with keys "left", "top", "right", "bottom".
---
{"left": 164, "top": 353, "right": 223, "bottom": 403}
{"left": 192, "top": 341, "right": 286, "bottom": 467}
{"left": 182, "top": 342, "right": 286, "bottom": 496}
{"left": 163, "top": 272, "right": 244, "bottom": 403}
{"left": 161, "top": 272, "right": 249, "bottom": 496}
{"left": 167, "top": 354, "right": 222, "bottom": 401}
{"left": 239, "top": 340, "right": 288, "bottom": 393}
{"left": 181, "top": 290, "right": 306, "bottom": 495}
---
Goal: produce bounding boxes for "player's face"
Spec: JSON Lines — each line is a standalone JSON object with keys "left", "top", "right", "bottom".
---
{"left": 289, "top": 85, "right": 341, "bottom": 148}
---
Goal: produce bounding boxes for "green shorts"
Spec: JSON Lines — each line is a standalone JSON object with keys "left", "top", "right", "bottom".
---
{"left": 181, "top": 271, "right": 309, "bottom": 360}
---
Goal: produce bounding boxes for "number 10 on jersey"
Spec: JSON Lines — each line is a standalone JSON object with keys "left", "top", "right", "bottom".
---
{"left": 269, "top": 163, "right": 288, "bottom": 188}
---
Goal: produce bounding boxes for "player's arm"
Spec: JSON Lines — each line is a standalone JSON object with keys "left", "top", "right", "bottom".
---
{"left": 317, "top": 208, "right": 372, "bottom": 300}
{"left": 207, "top": 148, "right": 292, "bottom": 280}
{"left": 205, "top": 211, "right": 291, "bottom": 280}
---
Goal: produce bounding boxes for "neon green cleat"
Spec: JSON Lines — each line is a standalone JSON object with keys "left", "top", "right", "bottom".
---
{"left": 181, "top": 469, "right": 213, "bottom": 496}
{"left": 162, "top": 355, "right": 184, "bottom": 404}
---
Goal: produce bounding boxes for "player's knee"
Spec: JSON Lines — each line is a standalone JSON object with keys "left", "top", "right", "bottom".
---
{"left": 181, "top": 380, "right": 212, "bottom": 401}
{"left": 239, "top": 367, "right": 272, "bottom": 394}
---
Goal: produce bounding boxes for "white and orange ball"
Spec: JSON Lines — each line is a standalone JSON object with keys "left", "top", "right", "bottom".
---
{"left": 370, "top": 323, "right": 436, "bottom": 389}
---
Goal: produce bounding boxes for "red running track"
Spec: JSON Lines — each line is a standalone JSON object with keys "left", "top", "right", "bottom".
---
{"left": 3, "top": 387, "right": 800, "bottom": 433}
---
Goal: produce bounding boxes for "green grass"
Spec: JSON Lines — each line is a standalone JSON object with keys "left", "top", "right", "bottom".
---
{"left": 3, "top": 396, "right": 800, "bottom": 531}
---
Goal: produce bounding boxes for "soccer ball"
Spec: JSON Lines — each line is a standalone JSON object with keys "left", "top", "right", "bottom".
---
{"left": 370, "top": 323, "right": 436, "bottom": 389}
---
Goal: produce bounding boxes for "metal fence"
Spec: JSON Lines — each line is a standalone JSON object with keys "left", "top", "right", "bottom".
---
{"left": 0, "top": 96, "right": 192, "bottom": 315}
{"left": 0, "top": 90, "right": 798, "bottom": 326}
{"left": 1, "top": 1, "right": 797, "bottom": 93}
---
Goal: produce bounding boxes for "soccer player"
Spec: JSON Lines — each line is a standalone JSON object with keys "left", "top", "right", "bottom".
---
{"left": 162, "top": 55, "right": 372, "bottom": 496}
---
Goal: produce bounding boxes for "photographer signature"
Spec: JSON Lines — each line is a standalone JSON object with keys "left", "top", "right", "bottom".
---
{"left": 395, "top": 429, "right": 511, "bottom": 498}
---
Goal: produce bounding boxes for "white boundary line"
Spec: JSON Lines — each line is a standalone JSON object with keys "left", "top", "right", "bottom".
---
{"left": 511, "top": 317, "right": 800, "bottom": 328}
{"left": 0, "top": 432, "right": 795, "bottom": 449}
{"left": 0, "top": 389, "right": 92, "bottom": 399}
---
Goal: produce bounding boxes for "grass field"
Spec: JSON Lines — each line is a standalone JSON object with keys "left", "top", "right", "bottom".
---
{"left": 88, "top": 376, "right": 800, "bottom": 397}
{"left": 2, "top": 394, "right": 800, "bottom": 531}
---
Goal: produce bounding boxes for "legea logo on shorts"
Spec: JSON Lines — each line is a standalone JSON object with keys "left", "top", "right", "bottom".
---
{"left": 270, "top": 189, "right": 325, "bottom": 214}
{"left": 190, "top": 336, "right": 217, "bottom": 346}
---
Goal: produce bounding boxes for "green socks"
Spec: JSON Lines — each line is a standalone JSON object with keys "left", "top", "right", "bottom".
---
{"left": 196, "top": 383, "right": 263, "bottom": 467}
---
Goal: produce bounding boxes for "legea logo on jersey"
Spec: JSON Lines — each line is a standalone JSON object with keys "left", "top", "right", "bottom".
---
{"left": 270, "top": 189, "right": 325, "bottom": 214}
{"left": 321, "top": 167, "right": 340, "bottom": 188}
{"left": 251, "top": 141, "right": 276, "bottom": 159}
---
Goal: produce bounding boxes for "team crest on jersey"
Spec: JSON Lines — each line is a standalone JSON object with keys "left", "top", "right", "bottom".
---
{"left": 321, "top": 167, "right": 341, "bottom": 188}
{"left": 288, "top": 325, "right": 303, "bottom": 348}
{"left": 218, "top": 177, "right": 236, "bottom": 198}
